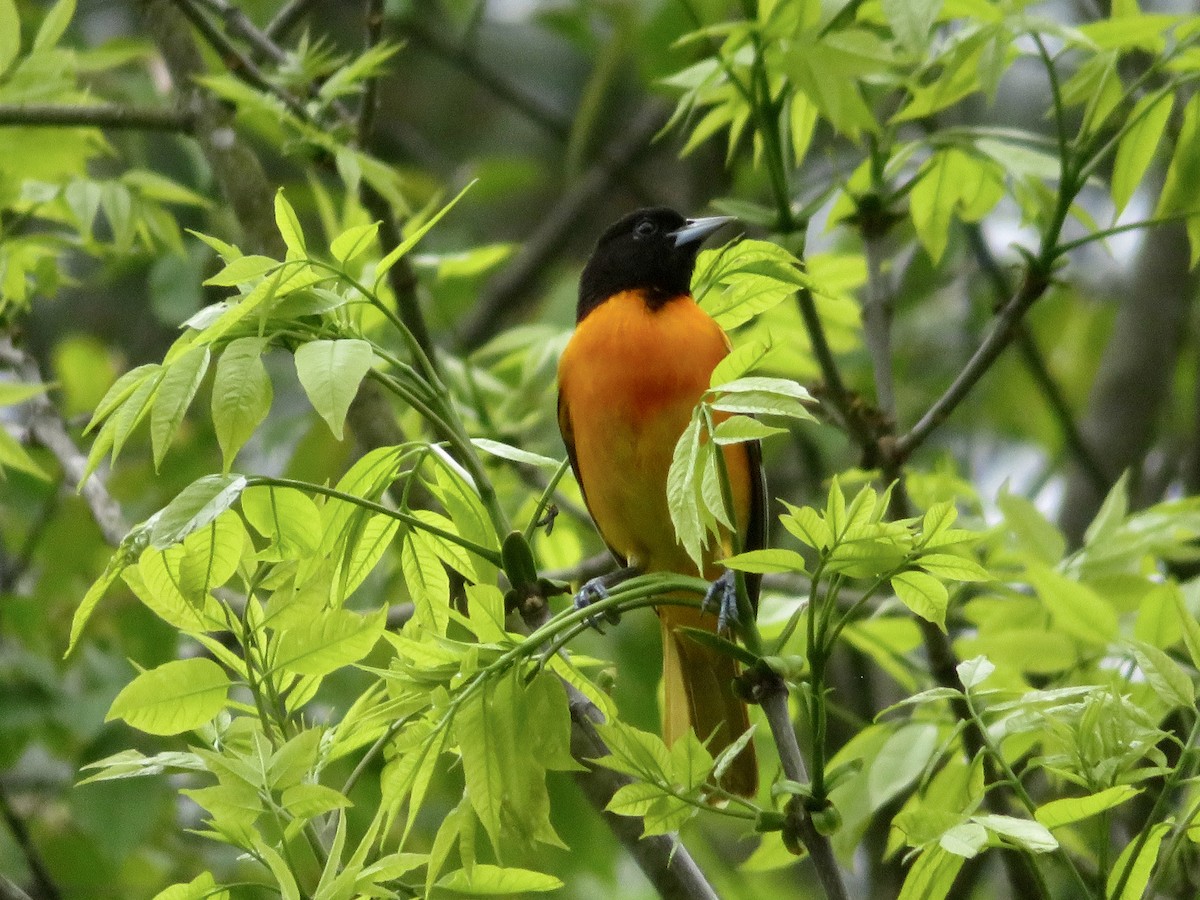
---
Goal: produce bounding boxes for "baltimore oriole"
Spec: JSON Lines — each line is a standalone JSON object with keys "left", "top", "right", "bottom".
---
{"left": 557, "top": 207, "right": 764, "bottom": 797}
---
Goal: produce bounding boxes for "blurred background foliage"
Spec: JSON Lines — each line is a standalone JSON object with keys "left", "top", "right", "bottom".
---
{"left": 3, "top": 0, "right": 1200, "bottom": 897}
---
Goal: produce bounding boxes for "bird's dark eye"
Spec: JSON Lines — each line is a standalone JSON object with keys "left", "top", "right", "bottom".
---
{"left": 634, "top": 219, "right": 656, "bottom": 237}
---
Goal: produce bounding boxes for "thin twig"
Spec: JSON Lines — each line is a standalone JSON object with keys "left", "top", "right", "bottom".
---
{"left": 0, "top": 103, "right": 195, "bottom": 131}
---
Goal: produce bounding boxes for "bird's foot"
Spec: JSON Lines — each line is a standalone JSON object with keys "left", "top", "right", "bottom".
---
{"left": 573, "top": 566, "right": 637, "bottom": 632}
{"left": 703, "top": 569, "right": 740, "bottom": 636}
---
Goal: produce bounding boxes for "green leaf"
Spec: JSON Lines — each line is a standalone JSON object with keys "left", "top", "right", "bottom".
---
{"left": 938, "top": 822, "right": 988, "bottom": 859}
{"left": 971, "top": 814, "right": 1058, "bottom": 853}
{"left": 66, "top": 550, "right": 131, "bottom": 656}
{"left": 918, "top": 552, "right": 990, "bottom": 583}
{"left": 212, "top": 336, "right": 272, "bottom": 469}
{"left": 0, "top": 381, "right": 48, "bottom": 406}
{"left": 1108, "top": 821, "right": 1171, "bottom": 900}
{"left": 722, "top": 548, "right": 809, "bottom": 573}
{"left": 712, "top": 415, "right": 787, "bottom": 444}
{"left": 1131, "top": 641, "right": 1195, "bottom": 709}
{"left": 471, "top": 438, "right": 562, "bottom": 469}
{"left": 203, "top": 254, "right": 279, "bottom": 287}
{"left": 294, "top": 339, "right": 375, "bottom": 440}
{"left": 374, "top": 181, "right": 475, "bottom": 289}
{"left": 710, "top": 338, "right": 772, "bottom": 386}
{"left": 32, "top": 0, "right": 74, "bottom": 50}
{"left": 148, "top": 473, "right": 248, "bottom": 548}
{"left": 997, "top": 490, "right": 1065, "bottom": 563}
{"left": 892, "top": 570, "right": 949, "bottom": 630}
{"left": 280, "top": 783, "right": 350, "bottom": 819}
{"left": 330, "top": 221, "right": 380, "bottom": 265}
{"left": 882, "top": 0, "right": 942, "bottom": 51}
{"left": 151, "top": 872, "right": 229, "bottom": 900}
{"left": 0, "top": 423, "right": 48, "bottom": 480}
{"left": 910, "top": 147, "right": 1003, "bottom": 263}
{"left": 955, "top": 655, "right": 994, "bottom": 690}
{"left": 868, "top": 723, "right": 939, "bottom": 808}
{"left": 1173, "top": 589, "right": 1200, "bottom": 671}
{"left": 401, "top": 527, "right": 451, "bottom": 635}
{"left": 0, "top": 0, "right": 20, "bottom": 75}
{"left": 780, "top": 502, "right": 832, "bottom": 550}
{"left": 435, "top": 865, "right": 562, "bottom": 895}
{"left": 709, "top": 376, "right": 815, "bottom": 421}
{"left": 1034, "top": 785, "right": 1141, "bottom": 829}
{"left": 274, "top": 189, "right": 306, "bottom": 258}
{"left": 272, "top": 607, "right": 386, "bottom": 677}
{"left": 1026, "top": 565, "right": 1118, "bottom": 647}
{"left": 1155, "top": 93, "right": 1200, "bottom": 268}
{"left": 1111, "top": 92, "right": 1173, "bottom": 216}
{"left": 667, "top": 413, "right": 705, "bottom": 571}
{"left": 897, "top": 846, "right": 964, "bottom": 900}
{"left": 106, "top": 658, "right": 230, "bottom": 735}
{"left": 240, "top": 485, "right": 321, "bottom": 560}
{"left": 150, "top": 345, "right": 210, "bottom": 470}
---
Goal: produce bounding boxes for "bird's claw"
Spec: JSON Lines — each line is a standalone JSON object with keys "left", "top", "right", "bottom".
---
{"left": 703, "top": 570, "right": 740, "bottom": 635}
{"left": 574, "top": 576, "right": 622, "bottom": 631}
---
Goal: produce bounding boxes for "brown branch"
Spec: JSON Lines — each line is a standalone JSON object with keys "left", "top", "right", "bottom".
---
{"left": 458, "top": 103, "right": 668, "bottom": 348}
{"left": 0, "top": 103, "right": 195, "bottom": 132}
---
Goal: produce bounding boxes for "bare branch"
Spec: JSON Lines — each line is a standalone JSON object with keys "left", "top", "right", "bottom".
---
{"left": 0, "top": 103, "right": 194, "bottom": 132}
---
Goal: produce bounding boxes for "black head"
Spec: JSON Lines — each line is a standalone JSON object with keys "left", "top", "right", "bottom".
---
{"left": 576, "top": 207, "right": 733, "bottom": 322}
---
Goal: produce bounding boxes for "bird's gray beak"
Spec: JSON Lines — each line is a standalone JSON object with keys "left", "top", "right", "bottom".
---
{"left": 669, "top": 215, "right": 735, "bottom": 247}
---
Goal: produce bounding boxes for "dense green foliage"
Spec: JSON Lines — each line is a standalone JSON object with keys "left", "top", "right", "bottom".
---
{"left": 5, "top": 0, "right": 1200, "bottom": 898}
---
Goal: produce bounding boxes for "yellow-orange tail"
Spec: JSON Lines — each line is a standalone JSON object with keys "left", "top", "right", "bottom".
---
{"left": 660, "top": 604, "right": 758, "bottom": 797}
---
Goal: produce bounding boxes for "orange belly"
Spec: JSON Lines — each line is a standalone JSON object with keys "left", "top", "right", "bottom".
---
{"left": 557, "top": 290, "right": 750, "bottom": 575}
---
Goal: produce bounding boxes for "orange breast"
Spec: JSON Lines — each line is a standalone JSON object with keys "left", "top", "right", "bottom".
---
{"left": 557, "top": 291, "right": 751, "bottom": 576}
